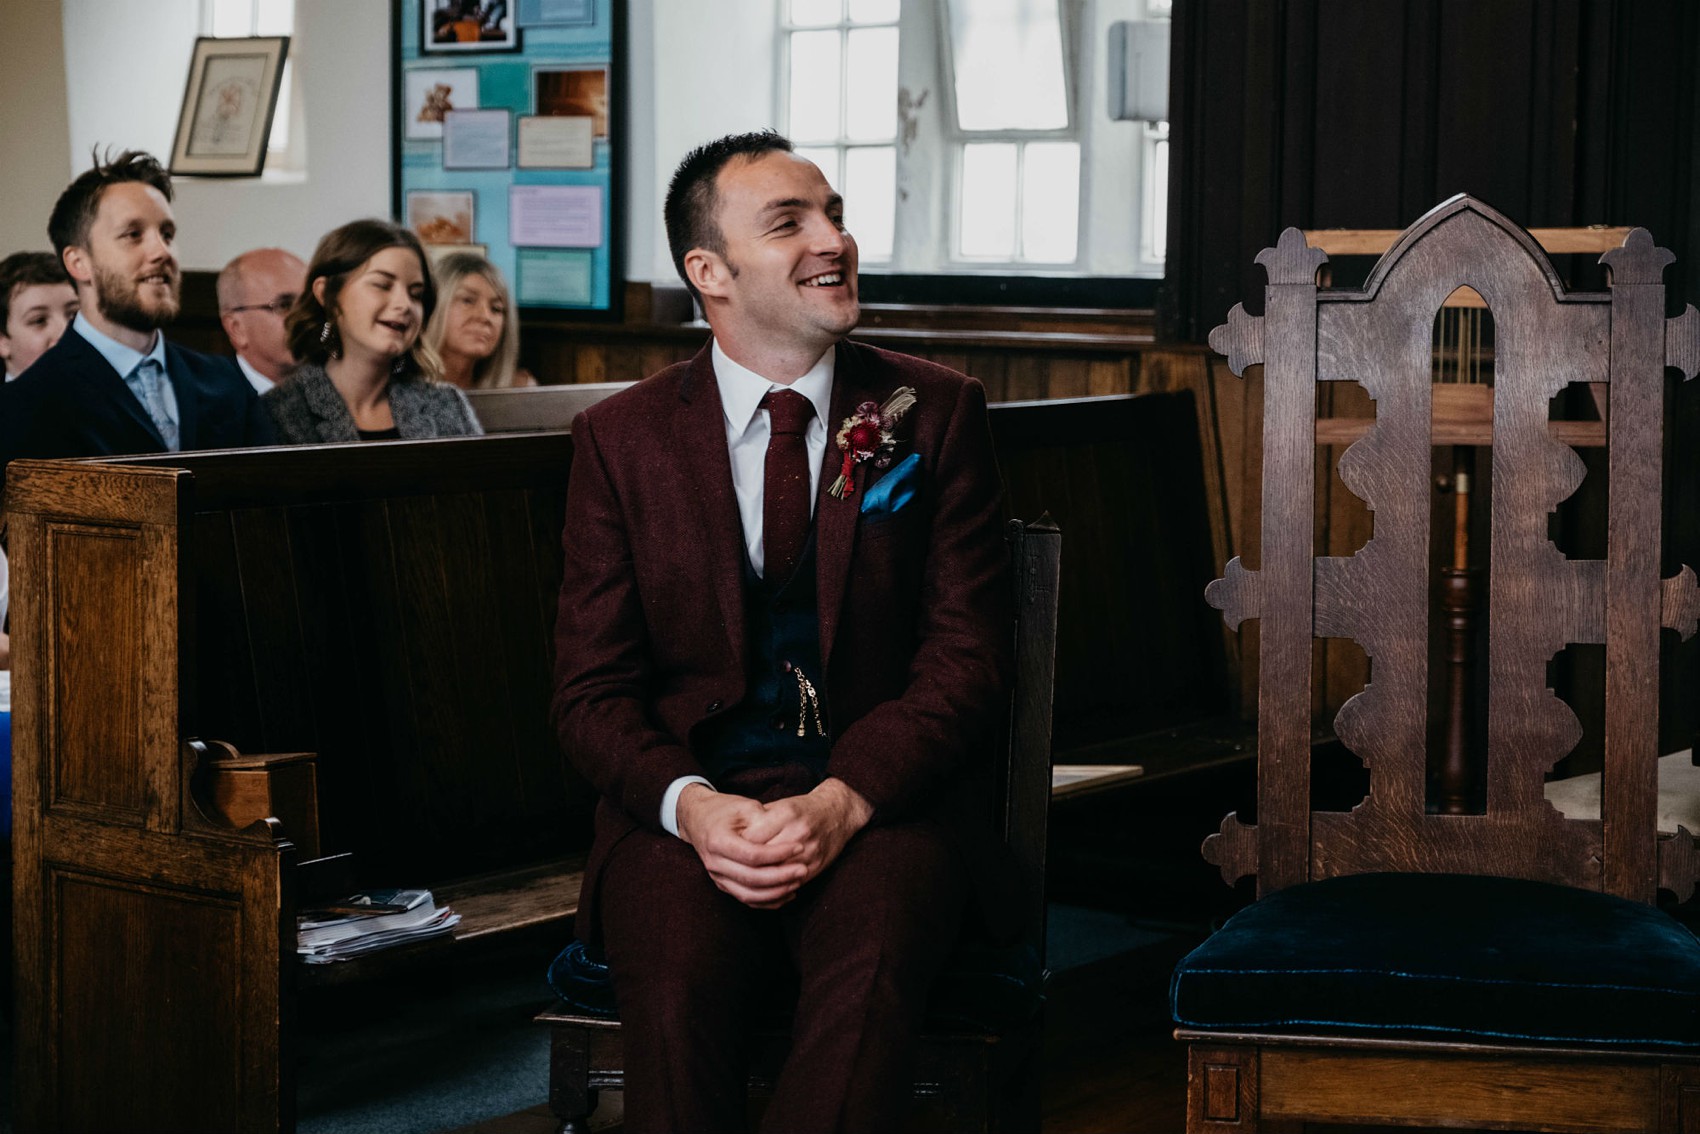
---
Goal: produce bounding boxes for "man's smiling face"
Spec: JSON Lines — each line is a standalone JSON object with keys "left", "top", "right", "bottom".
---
{"left": 699, "top": 150, "right": 860, "bottom": 366}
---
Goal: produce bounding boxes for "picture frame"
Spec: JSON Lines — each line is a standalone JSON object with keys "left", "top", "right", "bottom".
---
{"left": 533, "top": 64, "right": 609, "bottom": 138}
{"left": 404, "top": 67, "right": 480, "bottom": 141}
{"left": 407, "top": 189, "right": 477, "bottom": 245}
{"left": 169, "top": 36, "right": 290, "bottom": 177}
{"left": 422, "top": 0, "right": 521, "bottom": 53}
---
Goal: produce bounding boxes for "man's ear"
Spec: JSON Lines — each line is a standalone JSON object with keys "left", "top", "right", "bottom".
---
{"left": 61, "top": 245, "right": 93, "bottom": 288}
{"left": 684, "top": 248, "right": 731, "bottom": 301}
{"left": 220, "top": 312, "right": 244, "bottom": 349}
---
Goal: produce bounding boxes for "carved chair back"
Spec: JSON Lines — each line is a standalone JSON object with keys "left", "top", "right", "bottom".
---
{"left": 1202, "top": 195, "right": 1700, "bottom": 903}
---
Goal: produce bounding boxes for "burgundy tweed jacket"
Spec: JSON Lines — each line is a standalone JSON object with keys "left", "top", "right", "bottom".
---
{"left": 551, "top": 338, "right": 1014, "bottom": 940}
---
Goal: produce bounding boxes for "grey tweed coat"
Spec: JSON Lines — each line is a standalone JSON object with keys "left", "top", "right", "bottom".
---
{"left": 262, "top": 363, "right": 483, "bottom": 443}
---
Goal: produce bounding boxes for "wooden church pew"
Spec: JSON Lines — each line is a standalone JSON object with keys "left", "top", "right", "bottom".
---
{"left": 7, "top": 432, "right": 589, "bottom": 1131}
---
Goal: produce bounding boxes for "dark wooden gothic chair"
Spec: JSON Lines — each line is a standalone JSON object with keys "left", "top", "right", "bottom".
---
{"left": 1170, "top": 195, "right": 1700, "bottom": 1132}
{"left": 537, "top": 516, "right": 1061, "bottom": 1134}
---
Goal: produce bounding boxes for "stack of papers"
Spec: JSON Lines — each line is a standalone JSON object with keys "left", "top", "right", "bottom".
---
{"left": 297, "top": 888, "right": 461, "bottom": 964}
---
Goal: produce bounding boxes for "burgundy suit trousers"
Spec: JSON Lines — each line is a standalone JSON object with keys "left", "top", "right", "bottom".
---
{"left": 597, "top": 764, "right": 968, "bottom": 1134}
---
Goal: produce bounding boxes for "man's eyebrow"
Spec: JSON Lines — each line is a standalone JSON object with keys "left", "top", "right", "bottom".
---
{"left": 758, "top": 197, "right": 810, "bottom": 216}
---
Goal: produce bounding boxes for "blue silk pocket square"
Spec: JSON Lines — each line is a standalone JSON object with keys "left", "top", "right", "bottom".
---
{"left": 860, "top": 452, "right": 922, "bottom": 516}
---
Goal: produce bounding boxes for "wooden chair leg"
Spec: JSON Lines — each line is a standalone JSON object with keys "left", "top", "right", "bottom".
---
{"left": 548, "top": 1027, "right": 596, "bottom": 1134}
{"left": 1186, "top": 1044, "right": 1260, "bottom": 1133}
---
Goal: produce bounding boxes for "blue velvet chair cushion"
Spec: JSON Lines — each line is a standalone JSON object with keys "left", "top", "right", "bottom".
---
{"left": 1170, "top": 871, "right": 1700, "bottom": 1047}
{"left": 547, "top": 936, "right": 1046, "bottom": 1032}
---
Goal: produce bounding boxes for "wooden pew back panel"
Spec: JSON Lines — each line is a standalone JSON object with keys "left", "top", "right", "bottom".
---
{"left": 116, "top": 434, "right": 589, "bottom": 883}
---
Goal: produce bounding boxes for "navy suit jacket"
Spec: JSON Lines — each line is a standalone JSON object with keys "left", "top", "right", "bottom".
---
{"left": 0, "top": 326, "right": 275, "bottom": 470}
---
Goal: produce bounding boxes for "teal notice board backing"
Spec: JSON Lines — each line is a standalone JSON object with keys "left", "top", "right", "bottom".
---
{"left": 392, "top": 0, "right": 623, "bottom": 317}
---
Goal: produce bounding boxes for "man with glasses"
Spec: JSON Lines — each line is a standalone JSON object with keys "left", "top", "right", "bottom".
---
{"left": 217, "top": 247, "right": 306, "bottom": 393}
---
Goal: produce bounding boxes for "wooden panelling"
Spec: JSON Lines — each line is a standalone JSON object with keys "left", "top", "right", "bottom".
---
{"left": 53, "top": 871, "right": 245, "bottom": 1133}
{"left": 46, "top": 522, "right": 145, "bottom": 819}
{"left": 1260, "top": 1049, "right": 1660, "bottom": 1132}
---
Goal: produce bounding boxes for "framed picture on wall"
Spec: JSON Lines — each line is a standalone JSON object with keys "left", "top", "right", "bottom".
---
{"left": 422, "top": 1, "right": 521, "bottom": 53}
{"left": 407, "top": 190, "right": 477, "bottom": 245}
{"left": 169, "top": 36, "right": 290, "bottom": 177}
{"left": 404, "top": 67, "right": 480, "bottom": 140}
{"left": 533, "top": 64, "right": 608, "bottom": 138}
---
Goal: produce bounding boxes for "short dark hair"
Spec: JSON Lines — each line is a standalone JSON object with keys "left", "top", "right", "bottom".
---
{"left": 284, "top": 218, "right": 441, "bottom": 380}
{"left": 0, "top": 251, "right": 72, "bottom": 329}
{"left": 663, "top": 130, "right": 794, "bottom": 303}
{"left": 47, "top": 149, "right": 174, "bottom": 260}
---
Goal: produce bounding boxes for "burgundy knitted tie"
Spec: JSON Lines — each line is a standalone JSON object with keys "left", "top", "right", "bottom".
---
{"left": 761, "top": 389, "right": 814, "bottom": 582}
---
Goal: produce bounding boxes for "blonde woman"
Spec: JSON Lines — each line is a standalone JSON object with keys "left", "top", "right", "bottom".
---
{"left": 266, "top": 219, "right": 481, "bottom": 442}
{"left": 424, "top": 252, "right": 535, "bottom": 390}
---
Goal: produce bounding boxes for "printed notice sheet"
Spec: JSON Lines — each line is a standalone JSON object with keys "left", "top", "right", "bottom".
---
{"left": 509, "top": 184, "right": 602, "bottom": 248}
{"left": 518, "top": 115, "right": 594, "bottom": 168}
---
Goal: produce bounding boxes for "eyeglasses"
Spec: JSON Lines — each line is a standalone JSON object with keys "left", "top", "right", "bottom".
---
{"left": 226, "top": 295, "right": 297, "bottom": 316}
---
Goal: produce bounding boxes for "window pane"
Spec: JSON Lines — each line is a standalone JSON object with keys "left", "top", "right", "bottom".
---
{"left": 843, "top": 146, "right": 895, "bottom": 261}
{"left": 255, "top": 0, "right": 292, "bottom": 35}
{"left": 211, "top": 0, "right": 253, "bottom": 37}
{"left": 848, "top": 0, "right": 900, "bottom": 22}
{"left": 844, "top": 27, "right": 897, "bottom": 142}
{"left": 788, "top": 0, "right": 842, "bottom": 27}
{"left": 794, "top": 146, "right": 842, "bottom": 191}
{"left": 1020, "top": 141, "right": 1079, "bottom": 262}
{"left": 788, "top": 30, "right": 842, "bottom": 143}
{"left": 947, "top": 0, "right": 1068, "bottom": 131}
{"left": 958, "top": 143, "right": 1017, "bottom": 258}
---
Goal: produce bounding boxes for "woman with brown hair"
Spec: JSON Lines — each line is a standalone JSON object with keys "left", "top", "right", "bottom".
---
{"left": 264, "top": 218, "right": 481, "bottom": 443}
{"left": 422, "top": 251, "right": 535, "bottom": 389}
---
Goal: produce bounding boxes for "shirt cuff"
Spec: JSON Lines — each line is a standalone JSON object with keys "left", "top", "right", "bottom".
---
{"left": 661, "top": 775, "right": 715, "bottom": 837}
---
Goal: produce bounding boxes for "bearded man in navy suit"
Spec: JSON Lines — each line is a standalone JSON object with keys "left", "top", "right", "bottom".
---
{"left": 552, "top": 131, "right": 1014, "bottom": 1133}
{"left": 0, "top": 150, "right": 273, "bottom": 470}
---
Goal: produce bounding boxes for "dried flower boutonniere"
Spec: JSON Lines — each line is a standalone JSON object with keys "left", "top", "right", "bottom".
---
{"left": 828, "top": 386, "right": 918, "bottom": 499}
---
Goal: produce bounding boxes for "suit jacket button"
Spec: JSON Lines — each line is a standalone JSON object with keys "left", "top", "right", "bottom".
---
{"left": 706, "top": 700, "right": 722, "bottom": 713}
{"left": 779, "top": 660, "right": 793, "bottom": 674}
{"left": 770, "top": 715, "right": 787, "bottom": 731}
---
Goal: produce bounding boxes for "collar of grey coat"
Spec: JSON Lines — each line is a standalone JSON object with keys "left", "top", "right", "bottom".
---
{"left": 293, "top": 361, "right": 434, "bottom": 442}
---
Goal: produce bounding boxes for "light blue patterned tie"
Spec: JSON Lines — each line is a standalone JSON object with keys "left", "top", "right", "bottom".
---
{"left": 126, "top": 359, "right": 179, "bottom": 451}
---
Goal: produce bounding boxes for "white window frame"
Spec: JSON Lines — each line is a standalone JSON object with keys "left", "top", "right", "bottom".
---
{"left": 778, "top": 0, "right": 1168, "bottom": 278}
{"left": 778, "top": 2, "right": 903, "bottom": 264}
{"left": 940, "top": 0, "right": 1083, "bottom": 268}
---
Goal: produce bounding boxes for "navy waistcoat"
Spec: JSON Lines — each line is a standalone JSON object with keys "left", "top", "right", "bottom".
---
{"left": 695, "top": 534, "right": 831, "bottom": 780}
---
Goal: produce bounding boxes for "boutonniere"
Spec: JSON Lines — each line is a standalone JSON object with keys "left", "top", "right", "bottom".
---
{"left": 828, "top": 386, "right": 917, "bottom": 499}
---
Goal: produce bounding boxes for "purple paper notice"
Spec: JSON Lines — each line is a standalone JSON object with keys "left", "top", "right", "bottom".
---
{"left": 509, "top": 185, "right": 602, "bottom": 248}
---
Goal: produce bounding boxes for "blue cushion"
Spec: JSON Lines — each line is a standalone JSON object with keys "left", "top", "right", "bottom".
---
{"left": 546, "top": 936, "right": 1046, "bottom": 1032}
{"left": 1170, "top": 872, "right": 1700, "bottom": 1048}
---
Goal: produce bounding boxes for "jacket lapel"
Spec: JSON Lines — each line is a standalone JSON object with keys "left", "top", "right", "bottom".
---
{"left": 816, "top": 340, "right": 880, "bottom": 667}
{"left": 163, "top": 341, "right": 199, "bottom": 449}
{"left": 298, "top": 365, "right": 360, "bottom": 442}
{"left": 673, "top": 345, "right": 747, "bottom": 669}
{"left": 65, "top": 331, "right": 166, "bottom": 449}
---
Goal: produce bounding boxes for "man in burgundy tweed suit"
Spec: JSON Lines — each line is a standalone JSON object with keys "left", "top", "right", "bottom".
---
{"left": 551, "top": 131, "right": 1011, "bottom": 1133}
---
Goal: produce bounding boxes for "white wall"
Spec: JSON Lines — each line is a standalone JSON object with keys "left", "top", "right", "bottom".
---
{"left": 643, "top": 0, "right": 779, "bottom": 282}
{"left": 0, "top": 1, "right": 73, "bottom": 257}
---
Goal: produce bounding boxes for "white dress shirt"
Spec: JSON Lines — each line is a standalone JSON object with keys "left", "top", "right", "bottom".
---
{"left": 236, "top": 353, "right": 275, "bottom": 394}
{"left": 660, "top": 339, "right": 837, "bottom": 837}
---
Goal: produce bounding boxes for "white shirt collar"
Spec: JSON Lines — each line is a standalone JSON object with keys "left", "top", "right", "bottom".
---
{"left": 235, "top": 353, "right": 275, "bottom": 394}
{"left": 72, "top": 310, "right": 165, "bottom": 379}
{"left": 711, "top": 338, "right": 835, "bottom": 437}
